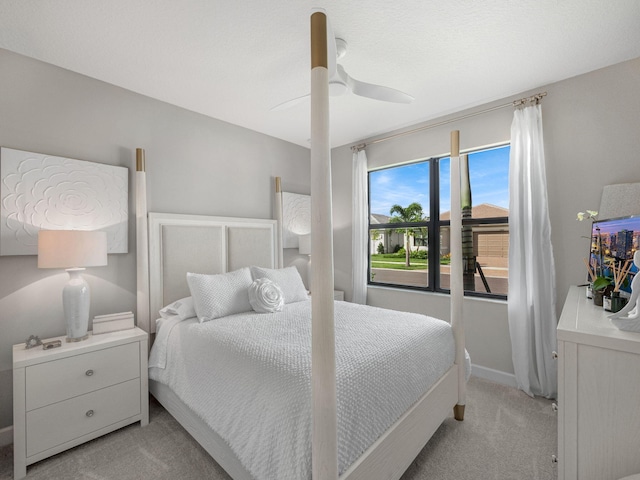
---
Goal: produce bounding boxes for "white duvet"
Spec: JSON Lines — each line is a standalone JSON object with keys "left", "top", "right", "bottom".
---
{"left": 149, "top": 299, "right": 469, "bottom": 480}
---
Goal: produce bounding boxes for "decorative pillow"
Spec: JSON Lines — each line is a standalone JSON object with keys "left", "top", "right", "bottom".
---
{"left": 186, "top": 268, "right": 253, "bottom": 322}
{"left": 248, "top": 278, "right": 285, "bottom": 313}
{"left": 159, "top": 296, "right": 196, "bottom": 320}
{"left": 250, "top": 266, "right": 309, "bottom": 304}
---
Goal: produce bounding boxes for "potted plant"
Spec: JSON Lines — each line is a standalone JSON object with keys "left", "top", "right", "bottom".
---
{"left": 592, "top": 275, "right": 613, "bottom": 307}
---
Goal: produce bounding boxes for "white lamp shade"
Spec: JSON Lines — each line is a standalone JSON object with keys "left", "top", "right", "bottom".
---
{"left": 299, "top": 234, "right": 311, "bottom": 255}
{"left": 38, "top": 230, "right": 108, "bottom": 269}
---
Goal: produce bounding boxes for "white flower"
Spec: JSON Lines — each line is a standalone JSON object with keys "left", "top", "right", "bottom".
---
{"left": 577, "top": 210, "right": 598, "bottom": 221}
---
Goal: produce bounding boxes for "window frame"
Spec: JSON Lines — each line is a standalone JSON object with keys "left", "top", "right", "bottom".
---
{"left": 367, "top": 145, "right": 509, "bottom": 301}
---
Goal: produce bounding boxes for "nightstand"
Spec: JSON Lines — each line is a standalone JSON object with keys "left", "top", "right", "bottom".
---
{"left": 12, "top": 327, "right": 149, "bottom": 480}
{"left": 333, "top": 290, "right": 345, "bottom": 301}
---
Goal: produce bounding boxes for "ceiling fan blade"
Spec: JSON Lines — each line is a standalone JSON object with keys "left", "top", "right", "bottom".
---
{"left": 270, "top": 93, "right": 311, "bottom": 112}
{"left": 343, "top": 67, "right": 414, "bottom": 104}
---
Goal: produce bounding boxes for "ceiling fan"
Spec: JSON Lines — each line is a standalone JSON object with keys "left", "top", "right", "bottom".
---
{"left": 271, "top": 37, "right": 414, "bottom": 111}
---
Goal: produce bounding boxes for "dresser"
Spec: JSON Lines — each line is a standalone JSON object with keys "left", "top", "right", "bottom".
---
{"left": 557, "top": 286, "right": 640, "bottom": 480}
{"left": 13, "top": 328, "right": 149, "bottom": 479}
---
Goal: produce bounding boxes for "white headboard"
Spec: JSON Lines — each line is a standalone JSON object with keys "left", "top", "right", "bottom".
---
{"left": 146, "top": 212, "right": 278, "bottom": 333}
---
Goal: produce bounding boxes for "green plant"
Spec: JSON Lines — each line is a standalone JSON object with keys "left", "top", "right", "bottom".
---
{"left": 410, "top": 249, "right": 427, "bottom": 259}
{"left": 592, "top": 275, "right": 613, "bottom": 292}
{"left": 377, "top": 242, "right": 385, "bottom": 254}
{"left": 392, "top": 244, "right": 401, "bottom": 253}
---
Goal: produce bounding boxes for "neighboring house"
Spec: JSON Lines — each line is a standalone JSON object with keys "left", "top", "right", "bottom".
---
{"left": 440, "top": 203, "right": 509, "bottom": 268}
{"left": 369, "top": 213, "right": 404, "bottom": 253}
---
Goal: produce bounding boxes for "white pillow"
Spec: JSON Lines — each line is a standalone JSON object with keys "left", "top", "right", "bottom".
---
{"left": 248, "top": 278, "right": 285, "bottom": 313}
{"left": 159, "top": 296, "right": 196, "bottom": 320}
{"left": 250, "top": 266, "right": 309, "bottom": 304}
{"left": 186, "top": 268, "right": 253, "bottom": 322}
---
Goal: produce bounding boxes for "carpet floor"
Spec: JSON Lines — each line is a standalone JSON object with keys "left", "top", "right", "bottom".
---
{"left": 0, "top": 376, "right": 557, "bottom": 479}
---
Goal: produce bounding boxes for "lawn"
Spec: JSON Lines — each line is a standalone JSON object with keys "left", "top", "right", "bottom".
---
{"left": 370, "top": 254, "right": 427, "bottom": 270}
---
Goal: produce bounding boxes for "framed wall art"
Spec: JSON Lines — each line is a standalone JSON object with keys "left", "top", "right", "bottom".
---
{"left": 0, "top": 147, "right": 128, "bottom": 255}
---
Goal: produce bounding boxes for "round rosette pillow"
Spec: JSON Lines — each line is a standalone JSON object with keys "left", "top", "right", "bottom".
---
{"left": 248, "top": 278, "right": 285, "bottom": 313}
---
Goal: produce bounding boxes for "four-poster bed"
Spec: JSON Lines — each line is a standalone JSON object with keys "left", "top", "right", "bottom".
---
{"left": 135, "top": 10, "right": 467, "bottom": 480}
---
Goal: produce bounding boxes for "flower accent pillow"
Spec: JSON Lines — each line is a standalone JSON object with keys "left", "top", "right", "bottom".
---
{"left": 248, "top": 278, "right": 285, "bottom": 313}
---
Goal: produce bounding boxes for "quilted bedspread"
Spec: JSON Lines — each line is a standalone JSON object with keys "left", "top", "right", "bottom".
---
{"left": 149, "top": 300, "right": 468, "bottom": 479}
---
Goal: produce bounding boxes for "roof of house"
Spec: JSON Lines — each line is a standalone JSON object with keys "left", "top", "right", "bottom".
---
{"left": 440, "top": 203, "right": 508, "bottom": 220}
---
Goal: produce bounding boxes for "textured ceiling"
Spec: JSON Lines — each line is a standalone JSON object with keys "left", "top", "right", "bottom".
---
{"left": 1, "top": 1, "right": 639, "bottom": 148}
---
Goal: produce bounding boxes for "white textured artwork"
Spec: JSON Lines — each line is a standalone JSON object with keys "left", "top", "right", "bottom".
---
{"left": 282, "top": 192, "right": 310, "bottom": 249}
{"left": 1, "top": 147, "right": 128, "bottom": 255}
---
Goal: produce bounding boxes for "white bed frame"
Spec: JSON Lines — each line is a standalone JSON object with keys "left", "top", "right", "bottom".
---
{"left": 136, "top": 11, "right": 466, "bottom": 479}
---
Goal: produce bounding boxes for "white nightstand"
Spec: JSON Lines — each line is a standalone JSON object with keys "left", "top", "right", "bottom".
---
{"left": 333, "top": 290, "right": 345, "bottom": 301}
{"left": 12, "top": 327, "right": 149, "bottom": 480}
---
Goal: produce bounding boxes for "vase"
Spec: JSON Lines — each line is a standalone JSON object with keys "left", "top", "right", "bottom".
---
{"left": 610, "top": 292, "right": 628, "bottom": 314}
{"left": 593, "top": 290, "right": 604, "bottom": 307}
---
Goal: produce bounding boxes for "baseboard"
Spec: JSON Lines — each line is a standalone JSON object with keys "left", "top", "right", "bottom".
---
{"left": 0, "top": 425, "right": 12, "bottom": 447}
{"left": 471, "top": 364, "right": 518, "bottom": 388}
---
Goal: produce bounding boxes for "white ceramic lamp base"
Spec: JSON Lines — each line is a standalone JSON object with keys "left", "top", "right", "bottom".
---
{"left": 63, "top": 268, "right": 90, "bottom": 342}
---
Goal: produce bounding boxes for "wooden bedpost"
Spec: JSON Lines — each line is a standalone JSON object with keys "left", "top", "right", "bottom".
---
{"left": 274, "top": 177, "right": 284, "bottom": 268}
{"left": 136, "top": 148, "right": 151, "bottom": 335}
{"left": 450, "top": 132, "right": 466, "bottom": 421}
{"left": 310, "top": 9, "right": 338, "bottom": 479}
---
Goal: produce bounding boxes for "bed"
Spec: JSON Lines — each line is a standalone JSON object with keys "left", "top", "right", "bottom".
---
{"left": 135, "top": 10, "right": 468, "bottom": 480}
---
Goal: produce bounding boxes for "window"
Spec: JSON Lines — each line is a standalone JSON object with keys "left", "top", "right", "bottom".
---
{"left": 368, "top": 144, "right": 510, "bottom": 299}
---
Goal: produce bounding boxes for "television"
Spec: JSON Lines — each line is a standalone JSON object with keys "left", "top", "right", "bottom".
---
{"left": 590, "top": 215, "right": 640, "bottom": 292}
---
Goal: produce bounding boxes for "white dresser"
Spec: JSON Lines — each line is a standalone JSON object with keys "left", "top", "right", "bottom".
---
{"left": 557, "top": 286, "right": 640, "bottom": 480}
{"left": 12, "top": 328, "right": 149, "bottom": 479}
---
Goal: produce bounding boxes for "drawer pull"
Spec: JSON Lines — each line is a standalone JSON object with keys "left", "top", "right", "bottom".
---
{"left": 551, "top": 351, "right": 558, "bottom": 359}
{"left": 551, "top": 455, "right": 558, "bottom": 463}
{"left": 85, "top": 369, "right": 94, "bottom": 376}
{"left": 86, "top": 410, "right": 95, "bottom": 418}
{"left": 552, "top": 403, "right": 558, "bottom": 412}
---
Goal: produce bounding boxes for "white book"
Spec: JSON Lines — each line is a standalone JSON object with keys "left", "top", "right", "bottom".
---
{"left": 92, "top": 314, "right": 135, "bottom": 335}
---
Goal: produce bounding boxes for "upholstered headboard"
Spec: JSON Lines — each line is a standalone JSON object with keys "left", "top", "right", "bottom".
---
{"left": 145, "top": 212, "right": 278, "bottom": 333}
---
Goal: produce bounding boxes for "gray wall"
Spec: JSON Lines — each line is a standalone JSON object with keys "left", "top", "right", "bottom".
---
{"left": 0, "top": 48, "right": 310, "bottom": 429}
{"left": 332, "top": 57, "right": 640, "bottom": 377}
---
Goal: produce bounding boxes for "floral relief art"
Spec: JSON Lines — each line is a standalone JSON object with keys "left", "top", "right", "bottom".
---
{"left": 1, "top": 147, "right": 128, "bottom": 255}
{"left": 282, "top": 192, "right": 310, "bottom": 249}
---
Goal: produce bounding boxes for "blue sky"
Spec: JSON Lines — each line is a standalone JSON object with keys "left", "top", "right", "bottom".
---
{"left": 370, "top": 145, "right": 510, "bottom": 217}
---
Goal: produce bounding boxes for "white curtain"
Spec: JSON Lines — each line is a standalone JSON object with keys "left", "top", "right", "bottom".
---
{"left": 508, "top": 104, "right": 557, "bottom": 398}
{"left": 352, "top": 149, "right": 368, "bottom": 305}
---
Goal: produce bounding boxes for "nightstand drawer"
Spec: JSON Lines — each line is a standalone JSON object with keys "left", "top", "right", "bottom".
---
{"left": 25, "top": 342, "right": 139, "bottom": 411}
{"left": 26, "top": 378, "right": 140, "bottom": 457}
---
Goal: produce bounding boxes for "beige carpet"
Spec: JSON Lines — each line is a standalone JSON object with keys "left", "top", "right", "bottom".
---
{"left": 0, "top": 376, "right": 557, "bottom": 480}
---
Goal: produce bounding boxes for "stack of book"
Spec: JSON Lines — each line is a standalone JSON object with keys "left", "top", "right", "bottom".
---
{"left": 92, "top": 311, "right": 135, "bottom": 335}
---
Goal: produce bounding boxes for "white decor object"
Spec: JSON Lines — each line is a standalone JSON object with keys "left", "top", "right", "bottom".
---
{"left": 508, "top": 104, "right": 557, "bottom": 398}
{"left": 557, "top": 286, "right": 640, "bottom": 480}
{"left": 38, "top": 230, "right": 108, "bottom": 341}
{"left": 12, "top": 328, "right": 148, "bottom": 479}
{"left": 609, "top": 250, "right": 640, "bottom": 330}
{"left": 0, "top": 147, "right": 128, "bottom": 255}
{"left": 282, "top": 191, "right": 310, "bottom": 248}
{"left": 92, "top": 312, "right": 135, "bottom": 335}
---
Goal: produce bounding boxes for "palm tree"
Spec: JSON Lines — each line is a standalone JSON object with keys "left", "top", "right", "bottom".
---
{"left": 389, "top": 202, "right": 426, "bottom": 267}
{"left": 460, "top": 155, "right": 476, "bottom": 291}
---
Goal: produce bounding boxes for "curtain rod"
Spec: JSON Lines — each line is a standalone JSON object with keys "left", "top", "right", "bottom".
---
{"left": 351, "top": 91, "right": 547, "bottom": 152}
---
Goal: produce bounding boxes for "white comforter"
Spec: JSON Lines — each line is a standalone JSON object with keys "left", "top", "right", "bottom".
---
{"left": 149, "top": 299, "right": 468, "bottom": 479}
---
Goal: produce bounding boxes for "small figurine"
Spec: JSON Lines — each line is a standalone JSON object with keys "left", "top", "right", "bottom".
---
{"left": 609, "top": 250, "right": 640, "bottom": 320}
{"left": 24, "top": 335, "right": 42, "bottom": 349}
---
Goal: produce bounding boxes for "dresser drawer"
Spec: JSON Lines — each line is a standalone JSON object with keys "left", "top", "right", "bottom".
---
{"left": 26, "top": 378, "right": 140, "bottom": 457}
{"left": 25, "top": 342, "right": 139, "bottom": 411}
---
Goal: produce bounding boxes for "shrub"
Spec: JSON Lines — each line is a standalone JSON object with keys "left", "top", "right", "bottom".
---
{"left": 376, "top": 242, "right": 385, "bottom": 254}
{"left": 392, "top": 244, "right": 402, "bottom": 253}
{"left": 411, "top": 249, "right": 427, "bottom": 259}
{"left": 396, "top": 247, "right": 406, "bottom": 257}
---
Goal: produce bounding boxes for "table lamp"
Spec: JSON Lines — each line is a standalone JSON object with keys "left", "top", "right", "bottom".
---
{"left": 38, "top": 230, "right": 108, "bottom": 342}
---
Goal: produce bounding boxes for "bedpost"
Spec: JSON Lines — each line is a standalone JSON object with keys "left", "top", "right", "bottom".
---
{"left": 136, "top": 148, "right": 151, "bottom": 335}
{"left": 274, "top": 176, "right": 284, "bottom": 268}
{"left": 310, "top": 10, "right": 338, "bottom": 479}
{"left": 450, "top": 132, "right": 466, "bottom": 421}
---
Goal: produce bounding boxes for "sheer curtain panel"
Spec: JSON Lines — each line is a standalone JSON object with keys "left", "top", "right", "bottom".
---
{"left": 352, "top": 149, "right": 368, "bottom": 305}
{"left": 508, "top": 104, "right": 557, "bottom": 398}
